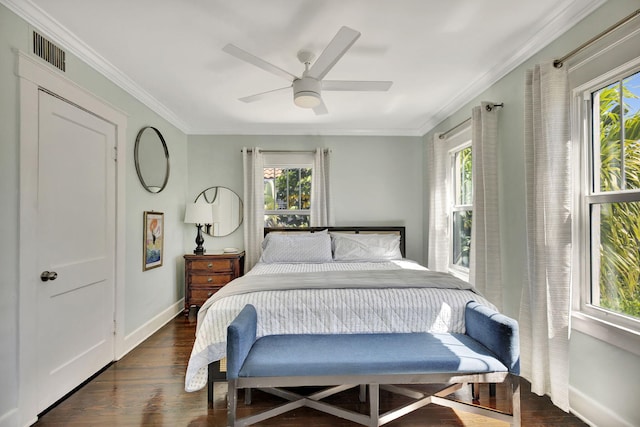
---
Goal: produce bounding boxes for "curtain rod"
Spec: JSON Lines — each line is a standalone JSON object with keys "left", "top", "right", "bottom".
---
{"left": 438, "top": 103, "right": 503, "bottom": 140}
{"left": 554, "top": 8, "right": 640, "bottom": 68}
{"left": 438, "top": 118, "right": 471, "bottom": 140}
{"left": 241, "top": 149, "right": 330, "bottom": 153}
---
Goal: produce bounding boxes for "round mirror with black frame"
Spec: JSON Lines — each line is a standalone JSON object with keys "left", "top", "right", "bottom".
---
{"left": 194, "top": 186, "right": 243, "bottom": 237}
{"left": 134, "top": 126, "right": 170, "bottom": 193}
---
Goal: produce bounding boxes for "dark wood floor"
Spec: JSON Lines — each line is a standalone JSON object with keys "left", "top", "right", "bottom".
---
{"left": 34, "top": 314, "right": 588, "bottom": 426}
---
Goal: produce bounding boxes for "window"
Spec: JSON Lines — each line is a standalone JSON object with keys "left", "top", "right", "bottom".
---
{"left": 263, "top": 166, "right": 311, "bottom": 227}
{"left": 442, "top": 125, "right": 473, "bottom": 278}
{"left": 451, "top": 145, "right": 473, "bottom": 270}
{"left": 578, "top": 67, "right": 640, "bottom": 334}
{"left": 430, "top": 125, "right": 474, "bottom": 277}
{"left": 262, "top": 152, "right": 314, "bottom": 228}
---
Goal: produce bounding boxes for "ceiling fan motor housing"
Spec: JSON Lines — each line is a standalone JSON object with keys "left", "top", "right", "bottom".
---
{"left": 293, "top": 77, "right": 322, "bottom": 108}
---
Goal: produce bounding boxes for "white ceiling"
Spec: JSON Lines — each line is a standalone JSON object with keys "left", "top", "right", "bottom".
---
{"left": 6, "top": 0, "right": 604, "bottom": 136}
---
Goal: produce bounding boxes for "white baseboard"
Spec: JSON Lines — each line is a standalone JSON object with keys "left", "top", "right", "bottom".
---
{"left": 570, "top": 386, "right": 634, "bottom": 427}
{"left": 9, "top": 301, "right": 184, "bottom": 427}
{"left": 3, "top": 408, "right": 38, "bottom": 427}
{"left": 0, "top": 408, "right": 21, "bottom": 427}
{"left": 117, "top": 299, "right": 184, "bottom": 360}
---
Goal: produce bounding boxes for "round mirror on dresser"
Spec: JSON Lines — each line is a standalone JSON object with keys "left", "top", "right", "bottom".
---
{"left": 134, "top": 126, "right": 170, "bottom": 193}
{"left": 195, "top": 186, "right": 243, "bottom": 236}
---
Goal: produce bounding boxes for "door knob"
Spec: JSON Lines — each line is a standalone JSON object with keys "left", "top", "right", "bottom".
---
{"left": 40, "top": 271, "right": 58, "bottom": 282}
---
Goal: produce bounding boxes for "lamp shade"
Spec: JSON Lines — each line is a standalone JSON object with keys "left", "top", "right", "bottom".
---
{"left": 184, "top": 203, "right": 213, "bottom": 225}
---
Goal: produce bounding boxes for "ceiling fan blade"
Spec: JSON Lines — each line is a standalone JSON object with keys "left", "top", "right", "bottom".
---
{"left": 313, "top": 100, "right": 328, "bottom": 115}
{"left": 239, "top": 86, "right": 291, "bottom": 103}
{"left": 223, "top": 44, "right": 298, "bottom": 82}
{"left": 322, "top": 80, "right": 393, "bottom": 91}
{"left": 308, "top": 26, "right": 360, "bottom": 80}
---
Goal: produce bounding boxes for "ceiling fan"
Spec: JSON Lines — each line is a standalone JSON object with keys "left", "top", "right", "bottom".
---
{"left": 223, "top": 26, "right": 392, "bottom": 115}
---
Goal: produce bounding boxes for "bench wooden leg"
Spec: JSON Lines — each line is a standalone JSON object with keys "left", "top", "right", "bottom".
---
{"left": 510, "top": 375, "right": 521, "bottom": 427}
{"left": 369, "top": 383, "right": 379, "bottom": 427}
{"left": 228, "top": 378, "right": 518, "bottom": 426}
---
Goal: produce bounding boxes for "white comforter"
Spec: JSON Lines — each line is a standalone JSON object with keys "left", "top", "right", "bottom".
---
{"left": 184, "top": 260, "right": 492, "bottom": 392}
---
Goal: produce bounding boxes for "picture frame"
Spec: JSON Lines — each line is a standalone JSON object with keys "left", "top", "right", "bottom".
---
{"left": 143, "top": 211, "right": 164, "bottom": 270}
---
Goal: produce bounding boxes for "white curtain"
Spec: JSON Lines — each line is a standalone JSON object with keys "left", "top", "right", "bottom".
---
{"left": 427, "top": 134, "right": 450, "bottom": 272}
{"left": 310, "top": 148, "right": 333, "bottom": 227}
{"left": 520, "top": 63, "right": 571, "bottom": 411}
{"left": 469, "top": 102, "right": 503, "bottom": 309}
{"left": 242, "top": 147, "right": 264, "bottom": 273}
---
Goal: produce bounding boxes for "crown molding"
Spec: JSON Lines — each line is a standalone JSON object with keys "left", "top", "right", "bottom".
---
{"left": 1, "top": 0, "right": 190, "bottom": 133}
{"left": 188, "top": 125, "right": 423, "bottom": 137}
{"left": 417, "top": 0, "right": 607, "bottom": 136}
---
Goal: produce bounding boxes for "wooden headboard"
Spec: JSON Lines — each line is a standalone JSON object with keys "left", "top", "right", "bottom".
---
{"left": 263, "top": 226, "right": 406, "bottom": 258}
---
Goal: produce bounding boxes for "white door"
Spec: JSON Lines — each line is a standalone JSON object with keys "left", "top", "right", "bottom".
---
{"left": 36, "top": 91, "right": 116, "bottom": 412}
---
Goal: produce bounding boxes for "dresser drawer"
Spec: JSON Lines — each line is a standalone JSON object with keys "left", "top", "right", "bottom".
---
{"left": 184, "top": 252, "right": 244, "bottom": 315}
{"left": 190, "top": 273, "right": 234, "bottom": 286}
{"left": 190, "top": 287, "right": 222, "bottom": 304}
{"left": 191, "top": 259, "right": 234, "bottom": 272}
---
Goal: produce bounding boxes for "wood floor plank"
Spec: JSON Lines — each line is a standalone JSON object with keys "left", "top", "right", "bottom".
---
{"left": 34, "top": 314, "right": 589, "bottom": 426}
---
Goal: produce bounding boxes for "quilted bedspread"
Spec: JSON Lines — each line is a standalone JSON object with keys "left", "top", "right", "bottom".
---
{"left": 184, "top": 260, "right": 493, "bottom": 392}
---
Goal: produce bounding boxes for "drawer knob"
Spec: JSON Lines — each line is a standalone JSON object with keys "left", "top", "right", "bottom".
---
{"left": 207, "top": 277, "right": 213, "bottom": 282}
{"left": 207, "top": 291, "right": 213, "bottom": 297}
{"left": 207, "top": 263, "right": 213, "bottom": 268}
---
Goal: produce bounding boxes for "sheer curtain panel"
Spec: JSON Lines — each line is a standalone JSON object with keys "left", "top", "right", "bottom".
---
{"left": 310, "top": 148, "right": 333, "bottom": 227}
{"left": 520, "top": 63, "right": 571, "bottom": 411}
{"left": 469, "top": 102, "right": 503, "bottom": 309}
{"left": 427, "top": 134, "right": 451, "bottom": 272}
{"left": 242, "top": 147, "right": 264, "bottom": 273}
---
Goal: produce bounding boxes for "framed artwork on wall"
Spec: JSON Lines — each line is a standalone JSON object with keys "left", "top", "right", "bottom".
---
{"left": 143, "top": 211, "right": 164, "bottom": 270}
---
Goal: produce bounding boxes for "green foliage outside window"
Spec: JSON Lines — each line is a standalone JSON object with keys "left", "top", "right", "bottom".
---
{"left": 264, "top": 167, "right": 311, "bottom": 227}
{"left": 595, "top": 71, "right": 640, "bottom": 318}
{"left": 453, "top": 146, "right": 472, "bottom": 268}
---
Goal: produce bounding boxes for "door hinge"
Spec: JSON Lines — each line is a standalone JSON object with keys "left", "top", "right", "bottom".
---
{"left": 113, "top": 319, "right": 117, "bottom": 335}
{"left": 112, "top": 146, "right": 118, "bottom": 161}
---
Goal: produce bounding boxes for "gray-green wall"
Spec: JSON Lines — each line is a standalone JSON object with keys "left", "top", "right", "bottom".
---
{"left": 2, "top": 1, "right": 640, "bottom": 426}
{"left": 186, "top": 135, "right": 425, "bottom": 261}
{"left": 0, "top": 4, "right": 188, "bottom": 425}
{"left": 423, "top": 1, "right": 640, "bottom": 425}
{"left": 1, "top": 4, "right": 423, "bottom": 423}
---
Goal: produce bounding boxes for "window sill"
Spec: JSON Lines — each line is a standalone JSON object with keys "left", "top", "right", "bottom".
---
{"left": 447, "top": 267, "right": 469, "bottom": 282}
{"left": 571, "top": 311, "right": 640, "bottom": 357}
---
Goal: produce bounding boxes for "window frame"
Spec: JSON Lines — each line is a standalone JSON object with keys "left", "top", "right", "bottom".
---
{"left": 446, "top": 127, "right": 472, "bottom": 280}
{"left": 573, "top": 59, "right": 640, "bottom": 356}
{"left": 262, "top": 152, "right": 314, "bottom": 228}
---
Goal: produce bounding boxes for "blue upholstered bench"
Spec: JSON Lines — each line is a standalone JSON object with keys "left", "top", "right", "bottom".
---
{"left": 227, "top": 302, "right": 520, "bottom": 427}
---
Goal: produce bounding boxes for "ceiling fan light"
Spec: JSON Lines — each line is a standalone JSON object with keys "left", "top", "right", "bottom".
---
{"left": 293, "top": 77, "right": 322, "bottom": 109}
{"left": 294, "top": 91, "right": 321, "bottom": 108}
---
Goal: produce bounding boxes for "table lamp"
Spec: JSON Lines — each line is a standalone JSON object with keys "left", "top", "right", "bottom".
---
{"left": 184, "top": 203, "right": 213, "bottom": 255}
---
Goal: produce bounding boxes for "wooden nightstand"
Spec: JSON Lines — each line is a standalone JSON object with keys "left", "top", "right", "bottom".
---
{"left": 183, "top": 252, "right": 244, "bottom": 315}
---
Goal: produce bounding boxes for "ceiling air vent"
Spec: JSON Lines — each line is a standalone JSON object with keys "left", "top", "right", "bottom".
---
{"left": 33, "top": 31, "right": 66, "bottom": 72}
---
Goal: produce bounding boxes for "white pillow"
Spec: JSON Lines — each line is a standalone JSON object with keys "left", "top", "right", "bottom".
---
{"left": 261, "top": 229, "right": 327, "bottom": 250}
{"left": 260, "top": 232, "right": 332, "bottom": 263}
{"left": 331, "top": 233, "right": 402, "bottom": 261}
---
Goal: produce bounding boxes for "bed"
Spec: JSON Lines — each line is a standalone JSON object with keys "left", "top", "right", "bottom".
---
{"left": 184, "top": 226, "right": 495, "bottom": 394}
